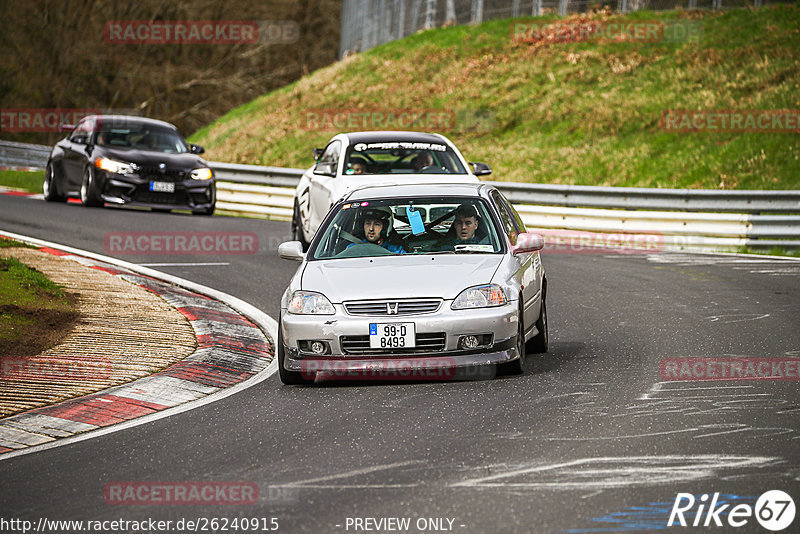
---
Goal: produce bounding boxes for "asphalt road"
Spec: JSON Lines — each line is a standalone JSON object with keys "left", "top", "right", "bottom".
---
{"left": 2, "top": 194, "right": 800, "bottom": 533}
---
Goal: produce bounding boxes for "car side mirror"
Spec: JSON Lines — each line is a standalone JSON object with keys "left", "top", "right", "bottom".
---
{"left": 512, "top": 233, "right": 544, "bottom": 254}
{"left": 313, "top": 162, "right": 336, "bottom": 177}
{"left": 470, "top": 162, "right": 492, "bottom": 176}
{"left": 312, "top": 148, "right": 324, "bottom": 161}
{"left": 190, "top": 144, "right": 205, "bottom": 154}
{"left": 278, "top": 241, "right": 306, "bottom": 261}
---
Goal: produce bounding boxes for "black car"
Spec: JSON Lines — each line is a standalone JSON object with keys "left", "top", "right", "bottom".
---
{"left": 44, "top": 115, "right": 215, "bottom": 215}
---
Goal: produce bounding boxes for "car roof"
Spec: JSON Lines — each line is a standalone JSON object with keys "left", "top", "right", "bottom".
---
{"left": 344, "top": 182, "right": 493, "bottom": 201}
{"left": 83, "top": 115, "right": 179, "bottom": 131}
{"left": 342, "top": 131, "right": 449, "bottom": 145}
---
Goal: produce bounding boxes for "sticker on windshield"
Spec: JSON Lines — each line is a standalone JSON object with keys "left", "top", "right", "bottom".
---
{"left": 406, "top": 207, "right": 425, "bottom": 235}
{"left": 454, "top": 244, "right": 494, "bottom": 253}
{"left": 353, "top": 142, "right": 447, "bottom": 152}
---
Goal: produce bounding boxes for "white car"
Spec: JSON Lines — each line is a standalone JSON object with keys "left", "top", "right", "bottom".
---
{"left": 291, "top": 131, "right": 491, "bottom": 249}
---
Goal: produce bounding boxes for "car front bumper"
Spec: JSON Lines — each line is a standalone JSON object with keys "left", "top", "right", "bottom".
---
{"left": 97, "top": 171, "right": 215, "bottom": 210}
{"left": 281, "top": 301, "right": 521, "bottom": 381}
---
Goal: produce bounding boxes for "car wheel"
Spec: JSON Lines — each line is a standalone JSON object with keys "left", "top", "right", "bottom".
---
{"left": 526, "top": 287, "right": 549, "bottom": 354}
{"left": 80, "top": 167, "right": 103, "bottom": 207}
{"left": 291, "top": 201, "right": 309, "bottom": 251}
{"left": 277, "top": 322, "right": 307, "bottom": 385}
{"left": 501, "top": 303, "right": 526, "bottom": 376}
{"left": 43, "top": 163, "right": 66, "bottom": 202}
{"left": 192, "top": 204, "right": 215, "bottom": 216}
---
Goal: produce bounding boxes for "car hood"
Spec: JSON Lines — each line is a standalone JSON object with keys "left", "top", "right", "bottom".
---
{"left": 99, "top": 147, "right": 207, "bottom": 169}
{"left": 301, "top": 254, "right": 503, "bottom": 302}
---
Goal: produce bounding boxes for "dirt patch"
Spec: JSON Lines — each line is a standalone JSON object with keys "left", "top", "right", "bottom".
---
{"left": 0, "top": 303, "right": 80, "bottom": 357}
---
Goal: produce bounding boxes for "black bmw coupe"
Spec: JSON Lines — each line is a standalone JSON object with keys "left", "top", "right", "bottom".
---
{"left": 44, "top": 115, "right": 215, "bottom": 215}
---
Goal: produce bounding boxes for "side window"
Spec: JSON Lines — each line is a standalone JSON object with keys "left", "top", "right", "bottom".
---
{"left": 491, "top": 190, "right": 521, "bottom": 246}
{"left": 314, "top": 140, "right": 341, "bottom": 176}
{"left": 320, "top": 141, "right": 340, "bottom": 166}
{"left": 497, "top": 192, "right": 527, "bottom": 233}
{"left": 69, "top": 120, "right": 93, "bottom": 144}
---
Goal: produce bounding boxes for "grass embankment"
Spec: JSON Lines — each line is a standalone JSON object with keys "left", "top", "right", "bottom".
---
{"left": 0, "top": 239, "right": 78, "bottom": 357}
{"left": 191, "top": 6, "right": 800, "bottom": 190}
{"left": 0, "top": 170, "right": 44, "bottom": 193}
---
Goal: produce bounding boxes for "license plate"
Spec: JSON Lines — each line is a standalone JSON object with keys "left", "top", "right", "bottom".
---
{"left": 369, "top": 323, "right": 415, "bottom": 349}
{"left": 149, "top": 181, "right": 174, "bottom": 193}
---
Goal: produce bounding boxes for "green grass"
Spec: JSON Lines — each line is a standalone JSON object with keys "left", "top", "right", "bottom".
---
{"left": 190, "top": 6, "right": 800, "bottom": 190}
{"left": 0, "top": 237, "right": 37, "bottom": 249}
{"left": 0, "top": 257, "right": 66, "bottom": 301}
{"left": 0, "top": 170, "right": 44, "bottom": 193}
{"left": 0, "top": 255, "right": 75, "bottom": 354}
{"left": 736, "top": 245, "right": 800, "bottom": 258}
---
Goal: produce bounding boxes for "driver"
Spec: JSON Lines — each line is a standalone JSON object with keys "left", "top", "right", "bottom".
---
{"left": 411, "top": 151, "right": 435, "bottom": 173}
{"left": 348, "top": 206, "right": 405, "bottom": 254}
{"left": 445, "top": 204, "right": 487, "bottom": 247}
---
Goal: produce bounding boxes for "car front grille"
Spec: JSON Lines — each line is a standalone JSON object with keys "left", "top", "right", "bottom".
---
{"left": 340, "top": 333, "right": 446, "bottom": 355}
{"left": 344, "top": 299, "right": 442, "bottom": 316}
{"left": 138, "top": 168, "right": 188, "bottom": 182}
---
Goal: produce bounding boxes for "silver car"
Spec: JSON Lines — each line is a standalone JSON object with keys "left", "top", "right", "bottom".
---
{"left": 277, "top": 183, "right": 547, "bottom": 384}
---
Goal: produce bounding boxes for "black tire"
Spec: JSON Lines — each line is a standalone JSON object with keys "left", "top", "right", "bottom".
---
{"left": 291, "top": 201, "right": 309, "bottom": 251}
{"left": 277, "top": 323, "right": 307, "bottom": 385}
{"left": 80, "top": 167, "right": 103, "bottom": 207}
{"left": 192, "top": 204, "right": 215, "bottom": 216}
{"left": 501, "top": 303, "right": 526, "bottom": 375}
{"left": 43, "top": 163, "right": 66, "bottom": 202}
{"left": 527, "top": 285, "right": 549, "bottom": 354}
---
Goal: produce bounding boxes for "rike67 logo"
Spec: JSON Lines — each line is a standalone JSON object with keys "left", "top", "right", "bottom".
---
{"left": 668, "top": 491, "right": 795, "bottom": 531}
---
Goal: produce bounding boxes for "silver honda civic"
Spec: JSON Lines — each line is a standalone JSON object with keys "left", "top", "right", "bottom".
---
{"left": 277, "top": 183, "right": 548, "bottom": 384}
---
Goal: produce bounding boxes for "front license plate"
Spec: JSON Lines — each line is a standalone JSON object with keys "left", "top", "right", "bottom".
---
{"left": 149, "top": 181, "right": 175, "bottom": 193}
{"left": 369, "top": 323, "right": 415, "bottom": 349}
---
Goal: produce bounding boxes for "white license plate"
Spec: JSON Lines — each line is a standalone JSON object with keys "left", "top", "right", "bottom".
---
{"left": 369, "top": 323, "right": 415, "bottom": 349}
{"left": 150, "top": 181, "right": 175, "bottom": 193}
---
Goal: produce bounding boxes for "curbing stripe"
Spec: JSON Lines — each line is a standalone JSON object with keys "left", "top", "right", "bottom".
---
{"left": 0, "top": 230, "right": 279, "bottom": 460}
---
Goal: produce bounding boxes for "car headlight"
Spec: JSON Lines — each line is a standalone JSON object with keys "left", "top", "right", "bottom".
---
{"left": 95, "top": 157, "right": 136, "bottom": 175}
{"left": 451, "top": 284, "right": 507, "bottom": 309}
{"left": 191, "top": 167, "right": 213, "bottom": 180}
{"left": 288, "top": 291, "right": 335, "bottom": 315}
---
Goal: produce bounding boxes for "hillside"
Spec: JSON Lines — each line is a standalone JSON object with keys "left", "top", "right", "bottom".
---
{"left": 191, "top": 6, "right": 800, "bottom": 190}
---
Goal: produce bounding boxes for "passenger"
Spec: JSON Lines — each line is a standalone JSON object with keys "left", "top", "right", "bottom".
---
{"left": 348, "top": 207, "right": 405, "bottom": 254}
{"left": 446, "top": 204, "right": 487, "bottom": 247}
{"left": 411, "top": 152, "right": 435, "bottom": 173}
{"left": 347, "top": 156, "right": 369, "bottom": 175}
{"left": 350, "top": 162, "right": 366, "bottom": 174}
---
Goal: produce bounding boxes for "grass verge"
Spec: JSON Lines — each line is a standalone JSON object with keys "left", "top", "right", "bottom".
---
{"left": 0, "top": 251, "right": 79, "bottom": 357}
{"left": 0, "top": 170, "right": 45, "bottom": 193}
{"left": 191, "top": 6, "right": 800, "bottom": 190}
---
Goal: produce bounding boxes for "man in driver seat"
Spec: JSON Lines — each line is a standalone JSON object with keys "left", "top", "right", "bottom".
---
{"left": 348, "top": 206, "right": 406, "bottom": 254}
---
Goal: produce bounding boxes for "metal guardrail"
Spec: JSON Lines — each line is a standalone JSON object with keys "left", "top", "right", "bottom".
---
{"left": 2, "top": 140, "right": 798, "bottom": 251}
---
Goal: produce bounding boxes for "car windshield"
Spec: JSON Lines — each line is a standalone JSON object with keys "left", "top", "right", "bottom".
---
{"left": 343, "top": 142, "right": 467, "bottom": 175}
{"left": 96, "top": 126, "right": 189, "bottom": 154}
{"left": 310, "top": 196, "right": 502, "bottom": 260}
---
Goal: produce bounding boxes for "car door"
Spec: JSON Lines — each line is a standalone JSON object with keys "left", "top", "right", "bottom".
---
{"left": 491, "top": 190, "right": 539, "bottom": 330}
{"left": 61, "top": 119, "right": 94, "bottom": 190}
{"left": 308, "top": 140, "right": 341, "bottom": 236}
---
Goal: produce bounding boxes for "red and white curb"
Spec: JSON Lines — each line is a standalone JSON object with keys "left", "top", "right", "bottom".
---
{"left": 0, "top": 186, "right": 42, "bottom": 199}
{"left": 0, "top": 231, "right": 278, "bottom": 460}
